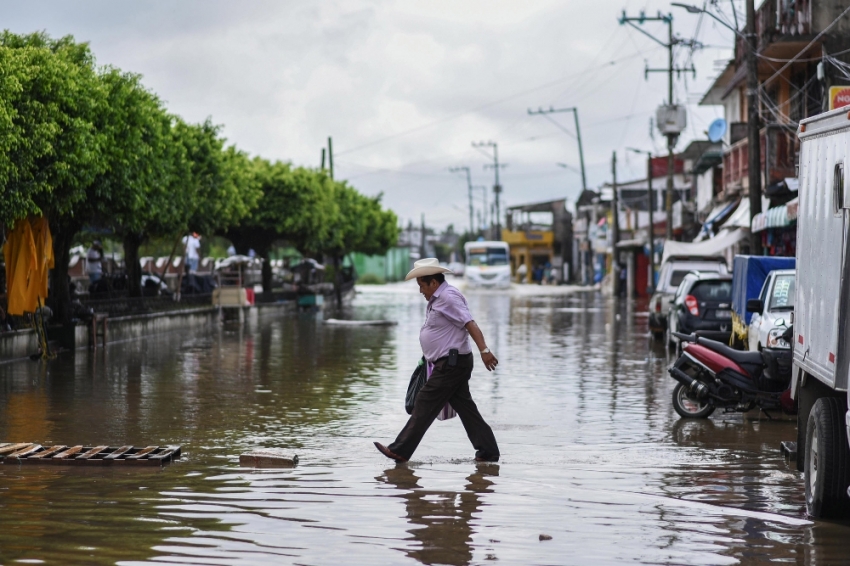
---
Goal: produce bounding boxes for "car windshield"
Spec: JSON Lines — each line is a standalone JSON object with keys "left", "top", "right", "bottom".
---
{"left": 467, "top": 248, "right": 509, "bottom": 266}
{"left": 768, "top": 274, "right": 795, "bottom": 311}
{"left": 690, "top": 280, "right": 732, "bottom": 302}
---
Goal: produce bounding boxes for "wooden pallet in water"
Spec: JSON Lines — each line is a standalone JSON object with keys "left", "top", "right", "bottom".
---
{"left": 0, "top": 443, "right": 181, "bottom": 466}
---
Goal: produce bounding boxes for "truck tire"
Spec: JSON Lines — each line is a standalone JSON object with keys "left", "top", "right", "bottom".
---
{"left": 804, "top": 397, "right": 850, "bottom": 519}
{"left": 796, "top": 405, "right": 806, "bottom": 472}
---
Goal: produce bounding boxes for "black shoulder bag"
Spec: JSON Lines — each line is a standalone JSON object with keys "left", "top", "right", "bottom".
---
{"left": 405, "top": 356, "right": 427, "bottom": 415}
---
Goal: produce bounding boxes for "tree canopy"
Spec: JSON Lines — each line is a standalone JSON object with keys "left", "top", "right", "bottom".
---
{"left": 0, "top": 31, "right": 399, "bottom": 319}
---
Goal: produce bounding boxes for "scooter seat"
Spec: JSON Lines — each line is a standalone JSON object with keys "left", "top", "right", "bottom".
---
{"left": 696, "top": 336, "right": 764, "bottom": 366}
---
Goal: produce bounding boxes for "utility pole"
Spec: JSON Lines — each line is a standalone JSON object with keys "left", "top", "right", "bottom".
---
{"left": 628, "top": 147, "right": 656, "bottom": 293}
{"left": 619, "top": 11, "right": 696, "bottom": 241}
{"left": 665, "top": 19, "right": 676, "bottom": 242}
{"left": 449, "top": 166, "right": 475, "bottom": 235}
{"left": 321, "top": 148, "right": 326, "bottom": 170}
{"left": 745, "top": 0, "right": 762, "bottom": 253}
{"left": 671, "top": 2, "right": 760, "bottom": 251}
{"left": 472, "top": 141, "right": 506, "bottom": 240}
{"left": 646, "top": 155, "right": 655, "bottom": 292}
{"left": 328, "top": 136, "right": 334, "bottom": 180}
{"left": 612, "top": 151, "right": 620, "bottom": 297}
{"left": 527, "top": 107, "right": 588, "bottom": 192}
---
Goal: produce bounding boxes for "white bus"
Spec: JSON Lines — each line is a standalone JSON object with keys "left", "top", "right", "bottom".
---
{"left": 463, "top": 241, "right": 511, "bottom": 289}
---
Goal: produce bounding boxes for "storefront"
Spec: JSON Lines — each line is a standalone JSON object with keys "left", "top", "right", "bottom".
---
{"left": 751, "top": 197, "right": 797, "bottom": 257}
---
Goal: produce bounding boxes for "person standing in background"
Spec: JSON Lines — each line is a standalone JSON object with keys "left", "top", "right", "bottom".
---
{"left": 86, "top": 240, "right": 103, "bottom": 284}
{"left": 183, "top": 232, "right": 201, "bottom": 274}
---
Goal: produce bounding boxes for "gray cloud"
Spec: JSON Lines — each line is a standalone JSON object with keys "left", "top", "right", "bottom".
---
{"left": 1, "top": 0, "right": 733, "bottom": 229}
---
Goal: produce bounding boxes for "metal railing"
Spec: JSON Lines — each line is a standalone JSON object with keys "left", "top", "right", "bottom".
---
{"left": 722, "top": 126, "right": 798, "bottom": 195}
{"left": 80, "top": 293, "right": 213, "bottom": 317}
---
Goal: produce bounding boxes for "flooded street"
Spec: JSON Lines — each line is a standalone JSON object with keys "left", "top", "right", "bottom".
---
{"left": 0, "top": 284, "right": 847, "bottom": 565}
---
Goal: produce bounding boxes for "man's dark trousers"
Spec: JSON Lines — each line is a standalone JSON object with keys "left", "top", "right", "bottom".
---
{"left": 389, "top": 353, "right": 500, "bottom": 461}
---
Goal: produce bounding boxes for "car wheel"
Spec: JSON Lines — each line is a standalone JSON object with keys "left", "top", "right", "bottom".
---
{"left": 805, "top": 397, "right": 850, "bottom": 519}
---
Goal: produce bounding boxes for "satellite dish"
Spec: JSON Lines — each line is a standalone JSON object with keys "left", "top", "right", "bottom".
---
{"left": 707, "top": 118, "right": 727, "bottom": 143}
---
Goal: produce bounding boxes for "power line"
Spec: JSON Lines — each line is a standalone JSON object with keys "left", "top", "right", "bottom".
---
{"left": 472, "top": 141, "right": 506, "bottom": 238}
{"left": 760, "top": 4, "right": 850, "bottom": 90}
{"left": 448, "top": 166, "right": 475, "bottom": 234}
{"left": 527, "top": 107, "right": 587, "bottom": 191}
{"left": 335, "top": 51, "right": 663, "bottom": 157}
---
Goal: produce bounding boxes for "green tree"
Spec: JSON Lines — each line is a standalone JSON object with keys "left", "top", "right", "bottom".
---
{"left": 226, "top": 161, "right": 335, "bottom": 292}
{"left": 102, "top": 82, "right": 188, "bottom": 299}
{"left": 317, "top": 182, "right": 398, "bottom": 304}
{"left": 0, "top": 33, "right": 110, "bottom": 321}
{"left": 115, "top": 119, "right": 260, "bottom": 298}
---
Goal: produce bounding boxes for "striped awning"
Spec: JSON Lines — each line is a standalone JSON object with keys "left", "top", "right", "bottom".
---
{"left": 752, "top": 200, "right": 794, "bottom": 233}
{"left": 786, "top": 197, "right": 799, "bottom": 221}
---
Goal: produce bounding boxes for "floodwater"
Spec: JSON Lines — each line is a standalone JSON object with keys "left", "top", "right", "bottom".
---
{"left": 0, "top": 283, "right": 848, "bottom": 565}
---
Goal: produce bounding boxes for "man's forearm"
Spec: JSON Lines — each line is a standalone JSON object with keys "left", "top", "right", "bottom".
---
{"left": 465, "top": 320, "right": 487, "bottom": 351}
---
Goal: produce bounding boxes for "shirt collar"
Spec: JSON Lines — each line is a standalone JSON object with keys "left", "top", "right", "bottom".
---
{"left": 428, "top": 281, "right": 448, "bottom": 303}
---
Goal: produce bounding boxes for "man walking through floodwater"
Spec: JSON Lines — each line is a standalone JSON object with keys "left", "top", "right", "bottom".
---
{"left": 375, "top": 258, "right": 500, "bottom": 463}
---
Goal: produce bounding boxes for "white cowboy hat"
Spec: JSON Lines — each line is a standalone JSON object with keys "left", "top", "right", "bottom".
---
{"left": 405, "top": 258, "right": 453, "bottom": 281}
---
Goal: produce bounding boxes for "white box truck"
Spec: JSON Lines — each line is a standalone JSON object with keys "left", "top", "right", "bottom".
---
{"left": 793, "top": 106, "right": 850, "bottom": 519}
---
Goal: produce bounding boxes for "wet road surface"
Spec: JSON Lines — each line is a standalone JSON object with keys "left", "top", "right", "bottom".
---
{"left": 0, "top": 283, "right": 848, "bottom": 565}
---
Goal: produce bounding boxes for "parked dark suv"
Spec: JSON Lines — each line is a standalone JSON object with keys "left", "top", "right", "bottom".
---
{"left": 666, "top": 271, "right": 734, "bottom": 350}
{"left": 649, "top": 256, "right": 729, "bottom": 340}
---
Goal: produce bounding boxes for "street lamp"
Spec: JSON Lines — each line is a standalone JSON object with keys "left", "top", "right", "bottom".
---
{"left": 670, "top": 3, "right": 741, "bottom": 35}
{"left": 627, "top": 147, "right": 656, "bottom": 293}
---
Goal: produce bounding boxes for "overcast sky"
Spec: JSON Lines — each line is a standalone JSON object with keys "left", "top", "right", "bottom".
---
{"left": 2, "top": 0, "right": 740, "bottom": 231}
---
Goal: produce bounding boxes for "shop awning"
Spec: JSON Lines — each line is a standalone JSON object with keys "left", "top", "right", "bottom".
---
{"left": 752, "top": 199, "right": 795, "bottom": 233}
{"left": 786, "top": 196, "right": 799, "bottom": 221}
{"left": 695, "top": 200, "right": 739, "bottom": 241}
{"left": 723, "top": 198, "right": 751, "bottom": 229}
{"left": 661, "top": 227, "right": 747, "bottom": 265}
{"left": 615, "top": 238, "right": 646, "bottom": 249}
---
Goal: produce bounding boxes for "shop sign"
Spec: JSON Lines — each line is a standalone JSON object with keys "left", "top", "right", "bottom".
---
{"left": 829, "top": 86, "right": 850, "bottom": 110}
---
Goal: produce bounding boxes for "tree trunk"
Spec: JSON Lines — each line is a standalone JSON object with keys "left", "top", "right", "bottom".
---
{"left": 48, "top": 219, "right": 79, "bottom": 326}
{"left": 260, "top": 248, "right": 273, "bottom": 294}
{"left": 123, "top": 232, "right": 144, "bottom": 298}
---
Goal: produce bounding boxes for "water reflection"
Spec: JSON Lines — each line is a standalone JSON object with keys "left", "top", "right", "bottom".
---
{"left": 378, "top": 464, "right": 499, "bottom": 565}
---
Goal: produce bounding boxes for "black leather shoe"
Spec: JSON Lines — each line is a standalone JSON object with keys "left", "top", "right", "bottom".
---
{"left": 374, "top": 442, "right": 408, "bottom": 463}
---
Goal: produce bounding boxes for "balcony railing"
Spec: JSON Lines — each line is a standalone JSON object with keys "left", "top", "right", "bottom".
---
{"left": 722, "top": 125, "right": 798, "bottom": 195}
{"left": 735, "top": 0, "right": 812, "bottom": 65}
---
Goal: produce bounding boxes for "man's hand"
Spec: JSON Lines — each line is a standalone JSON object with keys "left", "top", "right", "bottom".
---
{"left": 481, "top": 351, "right": 498, "bottom": 371}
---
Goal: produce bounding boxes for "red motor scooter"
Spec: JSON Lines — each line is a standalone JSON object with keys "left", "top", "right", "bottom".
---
{"left": 667, "top": 329, "right": 795, "bottom": 419}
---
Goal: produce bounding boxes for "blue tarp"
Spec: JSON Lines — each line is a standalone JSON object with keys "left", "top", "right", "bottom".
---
{"left": 732, "top": 255, "right": 796, "bottom": 324}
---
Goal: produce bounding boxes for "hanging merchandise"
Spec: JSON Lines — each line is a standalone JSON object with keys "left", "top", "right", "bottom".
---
{"left": 3, "top": 216, "right": 54, "bottom": 316}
